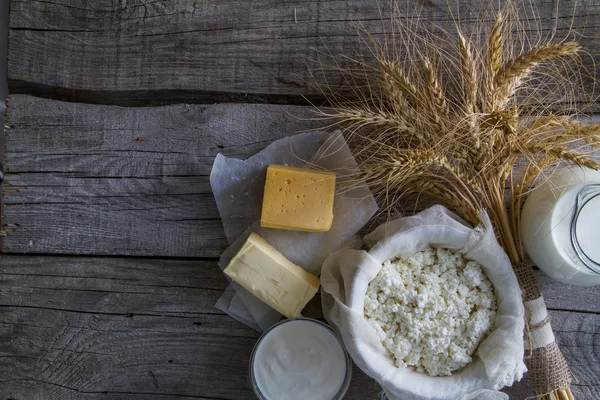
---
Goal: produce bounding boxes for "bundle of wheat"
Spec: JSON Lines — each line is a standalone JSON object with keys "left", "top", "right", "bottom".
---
{"left": 315, "top": 2, "right": 599, "bottom": 399}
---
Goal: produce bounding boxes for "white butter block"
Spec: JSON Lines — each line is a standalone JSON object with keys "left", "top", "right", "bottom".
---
{"left": 224, "top": 233, "right": 320, "bottom": 318}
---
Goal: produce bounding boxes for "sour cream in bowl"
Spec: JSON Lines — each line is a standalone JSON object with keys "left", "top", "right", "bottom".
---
{"left": 250, "top": 318, "right": 352, "bottom": 400}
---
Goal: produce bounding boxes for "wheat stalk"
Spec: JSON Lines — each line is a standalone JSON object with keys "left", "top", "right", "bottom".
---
{"left": 379, "top": 60, "right": 420, "bottom": 123}
{"left": 459, "top": 33, "right": 478, "bottom": 115}
{"left": 524, "top": 143, "right": 600, "bottom": 170}
{"left": 511, "top": 156, "right": 555, "bottom": 258}
{"left": 423, "top": 58, "right": 450, "bottom": 124}
{"left": 494, "top": 42, "right": 581, "bottom": 110}
{"left": 379, "top": 59, "right": 421, "bottom": 106}
{"left": 486, "top": 12, "right": 504, "bottom": 112}
{"left": 313, "top": 3, "right": 600, "bottom": 398}
{"left": 325, "top": 106, "right": 415, "bottom": 134}
{"left": 561, "top": 121, "right": 600, "bottom": 148}
{"left": 458, "top": 32, "right": 480, "bottom": 147}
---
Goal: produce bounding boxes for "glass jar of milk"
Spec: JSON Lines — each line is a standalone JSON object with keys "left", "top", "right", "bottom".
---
{"left": 521, "top": 167, "right": 600, "bottom": 286}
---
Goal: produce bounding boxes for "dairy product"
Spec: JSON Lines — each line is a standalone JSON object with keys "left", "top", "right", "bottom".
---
{"left": 261, "top": 164, "right": 336, "bottom": 232}
{"left": 521, "top": 167, "right": 600, "bottom": 285}
{"left": 252, "top": 319, "right": 350, "bottom": 400}
{"left": 364, "top": 248, "right": 497, "bottom": 376}
{"left": 224, "top": 233, "right": 320, "bottom": 318}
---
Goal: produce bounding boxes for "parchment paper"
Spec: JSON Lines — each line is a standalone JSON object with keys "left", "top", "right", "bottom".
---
{"left": 210, "top": 130, "right": 378, "bottom": 331}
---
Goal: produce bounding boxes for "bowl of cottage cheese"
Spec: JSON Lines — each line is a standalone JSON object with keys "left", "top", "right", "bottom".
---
{"left": 364, "top": 247, "right": 497, "bottom": 377}
{"left": 321, "top": 205, "right": 526, "bottom": 400}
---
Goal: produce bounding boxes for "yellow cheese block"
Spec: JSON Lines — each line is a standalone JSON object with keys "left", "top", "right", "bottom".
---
{"left": 224, "top": 232, "right": 320, "bottom": 318}
{"left": 261, "top": 164, "right": 336, "bottom": 232}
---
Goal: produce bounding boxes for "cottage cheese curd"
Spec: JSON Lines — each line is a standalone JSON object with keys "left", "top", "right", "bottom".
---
{"left": 364, "top": 248, "right": 497, "bottom": 376}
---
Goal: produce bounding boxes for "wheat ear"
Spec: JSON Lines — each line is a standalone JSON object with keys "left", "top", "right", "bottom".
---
{"left": 332, "top": 107, "right": 415, "bottom": 134}
{"left": 459, "top": 33, "right": 478, "bottom": 114}
{"left": 561, "top": 121, "right": 600, "bottom": 148}
{"left": 379, "top": 59, "right": 420, "bottom": 106}
{"left": 360, "top": 154, "right": 481, "bottom": 224}
{"left": 486, "top": 12, "right": 504, "bottom": 112}
{"left": 524, "top": 142, "right": 599, "bottom": 170}
{"left": 458, "top": 32, "right": 480, "bottom": 148}
{"left": 495, "top": 42, "right": 581, "bottom": 110}
{"left": 423, "top": 58, "right": 450, "bottom": 123}
{"left": 379, "top": 60, "right": 418, "bottom": 122}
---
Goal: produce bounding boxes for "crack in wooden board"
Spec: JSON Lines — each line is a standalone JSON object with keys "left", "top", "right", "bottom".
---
{"left": 7, "top": 0, "right": 600, "bottom": 109}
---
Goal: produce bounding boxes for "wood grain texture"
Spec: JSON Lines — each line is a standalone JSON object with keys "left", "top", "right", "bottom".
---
{"left": 7, "top": 0, "right": 600, "bottom": 108}
{"left": 0, "top": 255, "right": 377, "bottom": 400}
{"left": 1, "top": 255, "right": 599, "bottom": 400}
{"left": 2, "top": 95, "right": 321, "bottom": 256}
{"left": 4, "top": 95, "right": 600, "bottom": 257}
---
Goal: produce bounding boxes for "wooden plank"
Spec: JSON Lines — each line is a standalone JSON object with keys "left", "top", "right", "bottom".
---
{"left": 0, "top": 255, "right": 379, "bottom": 399}
{"left": 2, "top": 95, "right": 321, "bottom": 256}
{"left": 7, "top": 0, "right": 600, "bottom": 108}
{"left": 1, "top": 256, "right": 597, "bottom": 315}
{"left": 1, "top": 256, "right": 599, "bottom": 399}
{"left": 3, "top": 95, "right": 600, "bottom": 257}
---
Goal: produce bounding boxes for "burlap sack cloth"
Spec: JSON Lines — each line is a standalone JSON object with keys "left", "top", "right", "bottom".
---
{"left": 513, "top": 263, "right": 573, "bottom": 398}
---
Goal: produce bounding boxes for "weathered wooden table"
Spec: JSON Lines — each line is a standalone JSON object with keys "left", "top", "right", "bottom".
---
{"left": 1, "top": 1, "right": 599, "bottom": 399}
